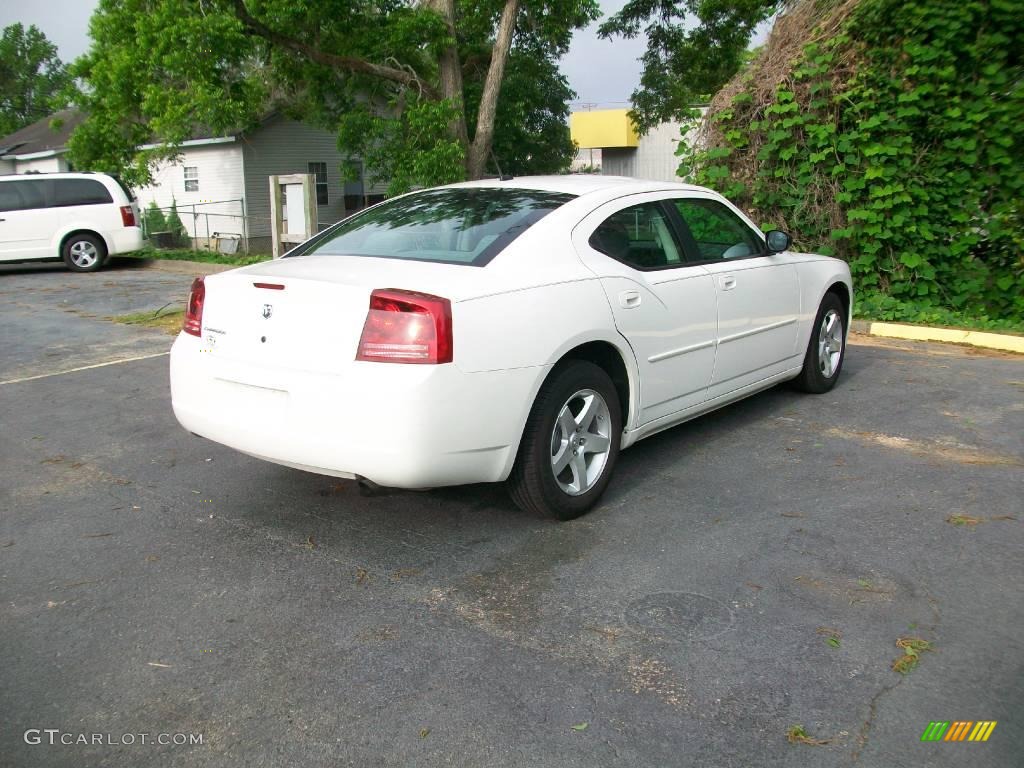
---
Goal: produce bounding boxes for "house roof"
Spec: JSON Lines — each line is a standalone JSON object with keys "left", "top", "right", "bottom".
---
{"left": 0, "top": 109, "right": 276, "bottom": 158}
{"left": 0, "top": 109, "right": 86, "bottom": 158}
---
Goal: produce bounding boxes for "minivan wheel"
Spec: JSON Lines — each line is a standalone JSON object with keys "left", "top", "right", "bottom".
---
{"left": 62, "top": 234, "right": 107, "bottom": 272}
{"left": 507, "top": 360, "right": 622, "bottom": 520}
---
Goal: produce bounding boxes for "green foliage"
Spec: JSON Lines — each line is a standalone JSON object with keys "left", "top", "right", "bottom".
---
{"left": 339, "top": 98, "right": 467, "bottom": 196}
{"left": 68, "top": 0, "right": 598, "bottom": 191}
{"left": 598, "top": 0, "right": 778, "bottom": 131}
{"left": 69, "top": 0, "right": 266, "bottom": 187}
{"left": 128, "top": 246, "right": 271, "bottom": 265}
{"left": 164, "top": 200, "right": 188, "bottom": 247}
{"left": 681, "top": 0, "right": 1024, "bottom": 325}
{"left": 0, "top": 23, "right": 71, "bottom": 136}
{"left": 142, "top": 201, "right": 168, "bottom": 236}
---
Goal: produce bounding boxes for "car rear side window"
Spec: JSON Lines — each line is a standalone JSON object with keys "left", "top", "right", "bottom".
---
{"left": 52, "top": 178, "right": 114, "bottom": 207}
{"left": 589, "top": 202, "right": 685, "bottom": 270}
{"left": 297, "top": 188, "right": 576, "bottom": 266}
{"left": 0, "top": 180, "right": 47, "bottom": 212}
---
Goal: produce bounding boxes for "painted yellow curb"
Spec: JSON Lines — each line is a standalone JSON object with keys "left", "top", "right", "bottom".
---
{"left": 865, "top": 322, "right": 1024, "bottom": 353}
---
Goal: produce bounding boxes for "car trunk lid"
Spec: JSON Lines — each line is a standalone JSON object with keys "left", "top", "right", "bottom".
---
{"left": 199, "top": 255, "right": 494, "bottom": 374}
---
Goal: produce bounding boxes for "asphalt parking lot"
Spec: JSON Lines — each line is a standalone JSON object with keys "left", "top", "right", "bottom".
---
{"left": 1, "top": 260, "right": 1022, "bottom": 767}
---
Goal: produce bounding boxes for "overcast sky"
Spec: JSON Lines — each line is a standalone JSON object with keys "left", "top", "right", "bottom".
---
{"left": 0, "top": 1, "right": 767, "bottom": 109}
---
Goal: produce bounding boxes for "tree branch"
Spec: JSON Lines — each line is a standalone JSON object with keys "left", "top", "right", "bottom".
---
{"left": 230, "top": 0, "right": 438, "bottom": 99}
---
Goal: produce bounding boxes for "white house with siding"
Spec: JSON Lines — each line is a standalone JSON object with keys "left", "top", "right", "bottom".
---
{"left": 0, "top": 111, "right": 386, "bottom": 252}
{"left": 135, "top": 113, "right": 386, "bottom": 251}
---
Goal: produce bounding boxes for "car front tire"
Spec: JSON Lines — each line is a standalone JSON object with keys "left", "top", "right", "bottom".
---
{"left": 507, "top": 360, "right": 622, "bottom": 520}
{"left": 793, "top": 292, "right": 846, "bottom": 393}
{"left": 62, "top": 233, "right": 107, "bottom": 272}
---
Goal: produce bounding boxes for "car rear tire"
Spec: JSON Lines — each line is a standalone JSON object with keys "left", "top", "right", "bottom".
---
{"left": 62, "top": 233, "right": 107, "bottom": 272}
{"left": 793, "top": 292, "right": 846, "bottom": 393}
{"left": 507, "top": 360, "right": 622, "bottom": 520}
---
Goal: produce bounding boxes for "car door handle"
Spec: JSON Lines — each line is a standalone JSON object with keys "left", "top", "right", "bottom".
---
{"left": 619, "top": 290, "right": 642, "bottom": 309}
{"left": 720, "top": 275, "right": 737, "bottom": 291}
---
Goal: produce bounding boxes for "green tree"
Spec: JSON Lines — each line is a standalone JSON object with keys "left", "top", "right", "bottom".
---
{"left": 165, "top": 201, "right": 188, "bottom": 247}
{"left": 143, "top": 201, "right": 168, "bottom": 236}
{"left": 68, "top": 0, "right": 598, "bottom": 191}
{"left": 598, "top": 0, "right": 778, "bottom": 132}
{"left": 0, "top": 23, "right": 71, "bottom": 136}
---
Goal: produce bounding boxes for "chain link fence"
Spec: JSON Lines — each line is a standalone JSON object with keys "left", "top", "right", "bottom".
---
{"left": 139, "top": 198, "right": 276, "bottom": 256}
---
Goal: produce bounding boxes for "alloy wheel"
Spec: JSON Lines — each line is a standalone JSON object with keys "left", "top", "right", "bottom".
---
{"left": 818, "top": 309, "right": 844, "bottom": 378}
{"left": 550, "top": 388, "right": 612, "bottom": 496}
{"left": 69, "top": 240, "right": 99, "bottom": 269}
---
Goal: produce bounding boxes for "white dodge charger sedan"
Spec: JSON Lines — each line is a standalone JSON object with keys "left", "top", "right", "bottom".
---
{"left": 171, "top": 175, "right": 851, "bottom": 519}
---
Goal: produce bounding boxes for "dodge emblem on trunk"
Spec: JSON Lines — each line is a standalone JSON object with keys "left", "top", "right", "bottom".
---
{"left": 262, "top": 303, "right": 273, "bottom": 319}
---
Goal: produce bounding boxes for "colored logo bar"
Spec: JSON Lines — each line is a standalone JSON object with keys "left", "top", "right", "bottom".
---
{"left": 921, "top": 721, "right": 997, "bottom": 742}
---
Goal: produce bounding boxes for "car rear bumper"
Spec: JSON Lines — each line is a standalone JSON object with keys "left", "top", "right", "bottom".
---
{"left": 107, "top": 227, "right": 144, "bottom": 255}
{"left": 170, "top": 333, "right": 545, "bottom": 488}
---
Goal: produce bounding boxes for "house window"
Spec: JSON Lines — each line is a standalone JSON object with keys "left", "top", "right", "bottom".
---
{"left": 308, "top": 162, "right": 328, "bottom": 205}
{"left": 183, "top": 166, "right": 199, "bottom": 192}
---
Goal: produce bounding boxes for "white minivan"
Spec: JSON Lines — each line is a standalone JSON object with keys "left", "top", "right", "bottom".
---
{"left": 0, "top": 172, "right": 144, "bottom": 272}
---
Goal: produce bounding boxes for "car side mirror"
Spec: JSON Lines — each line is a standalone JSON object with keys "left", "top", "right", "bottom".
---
{"left": 765, "top": 230, "right": 791, "bottom": 253}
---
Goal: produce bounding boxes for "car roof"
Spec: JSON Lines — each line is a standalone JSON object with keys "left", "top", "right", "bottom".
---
{"left": 0, "top": 172, "right": 116, "bottom": 181}
{"left": 446, "top": 174, "right": 709, "bottom": 197}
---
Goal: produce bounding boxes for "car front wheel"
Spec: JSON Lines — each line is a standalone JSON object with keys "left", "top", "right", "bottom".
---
{"left": 793, "top": 292, "right": 846, "bottom": 393}
{"left": 507, "top": 360, "right": 622, "bottom": 520}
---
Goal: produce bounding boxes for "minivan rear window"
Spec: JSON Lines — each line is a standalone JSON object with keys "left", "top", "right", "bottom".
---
{"left": 53, "top": 178, "right": 114, "bottom": 207}
{"left": 296, "top": 188, "right": 576, "bottom": 266}
{"left": 110, "top": 175, "right": 136, "bottom": 202}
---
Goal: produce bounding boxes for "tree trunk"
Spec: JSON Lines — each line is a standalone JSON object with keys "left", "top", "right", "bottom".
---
{"left": 466, "top": 0, "right": 519, "bottom": 179}
{"left": 468, "top": 0, "right": 524, "bottom": 180}
{"left": 425, "top": 0, "right": 470, "bottom": 152}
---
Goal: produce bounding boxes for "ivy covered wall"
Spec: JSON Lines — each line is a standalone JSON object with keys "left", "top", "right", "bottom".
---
{"left": 680, "top": 0, "right": 1023, "bottom": 328}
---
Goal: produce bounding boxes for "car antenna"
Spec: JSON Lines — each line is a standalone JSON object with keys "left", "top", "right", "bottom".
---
{"left": 490, "top": 150, "right": 513, "bottom": 181}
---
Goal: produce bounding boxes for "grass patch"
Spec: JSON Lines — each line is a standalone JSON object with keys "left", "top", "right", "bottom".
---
{"left": 947, "top": 514, "right": 983, "bottom": 526}
{"left": 786, "top": 724, "right": 832, "bottom": 745}
{"left": 947, "top": 513, "right": 1015, "bottom": 526}
{"left": 817, "top": 627, "right": 842, "bottom": 648}
{"left": 854, "top": 294, "right": 1024, "bottom": 335}
{"left": 111, "top": 306, "right": 184, "bottom": 335}
{"left": 892, "top": 636, "right": 933, "bottom": 675}
{"left": 126, "top": 247, "right": 271, "bottom": 266}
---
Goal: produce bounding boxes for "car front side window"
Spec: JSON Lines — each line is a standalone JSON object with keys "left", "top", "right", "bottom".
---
{"left": 672, "top": 198, "right": 764, "bottom": 261}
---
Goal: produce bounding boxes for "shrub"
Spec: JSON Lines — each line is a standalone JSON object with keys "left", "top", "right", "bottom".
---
{"left": 143, "top": 201, "right": 167, "bottom": 236}
{"left": 164, "top": 200, "right": 189, "bottom": 247}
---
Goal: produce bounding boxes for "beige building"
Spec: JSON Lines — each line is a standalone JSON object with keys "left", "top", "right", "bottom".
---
{"left": 569, "top": 108, "right": 699, "bottom": 183}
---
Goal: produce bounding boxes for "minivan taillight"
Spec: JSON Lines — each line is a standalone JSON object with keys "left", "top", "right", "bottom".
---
{"left": 356, "top": 289, "right": 453, "bottom": 364}
{"left": 183, "top": 277, "right": 205, "bottom": 336}
{"left": 120, "top": 205, "right": 136, "bottom": 227}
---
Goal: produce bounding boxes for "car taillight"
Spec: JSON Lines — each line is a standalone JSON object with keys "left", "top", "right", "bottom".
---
{"left": 120, "top": 205, "right": 136, "bottom": 227}
{"left": 356, "top": 288, "right": 453, "bottom": 364}
{"left": 183, "top": 277, "right": 205, "bottom": 336}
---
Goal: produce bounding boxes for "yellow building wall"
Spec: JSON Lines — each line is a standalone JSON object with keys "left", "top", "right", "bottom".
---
{"left": 570, "top": 109, "right": 639, "bottom": 149}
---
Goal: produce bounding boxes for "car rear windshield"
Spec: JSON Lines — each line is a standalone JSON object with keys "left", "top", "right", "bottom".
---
{"left": 296, "top": 188, "right": 576, "bottom": 266}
